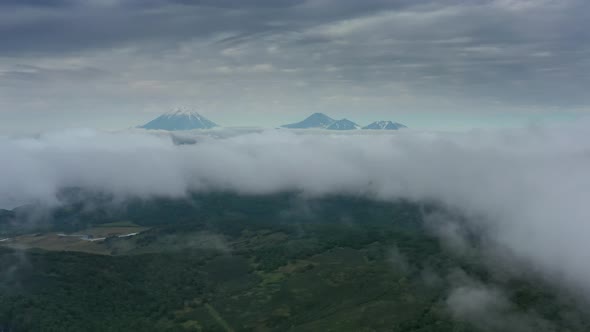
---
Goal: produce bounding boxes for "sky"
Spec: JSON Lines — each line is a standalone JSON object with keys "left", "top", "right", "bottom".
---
{"left": 1, "top": 0, "right": 590, "bottom": 132}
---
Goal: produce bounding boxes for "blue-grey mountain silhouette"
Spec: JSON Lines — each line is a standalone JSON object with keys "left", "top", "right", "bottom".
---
{"left": 281, "top": 113, "right": 335, "bottom": 129}
{"left": 363, "top": 121, "right": 407, "bottom": 130}
{"left": 139, "top": 109, "right": 218, "bottom": 131}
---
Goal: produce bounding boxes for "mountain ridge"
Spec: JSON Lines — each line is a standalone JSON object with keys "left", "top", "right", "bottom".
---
{"left": 281, "top": 112, "right": 335, "bottom": 129}
{"left": 139, "top": 109, "right": 218, "bottom": 131}
{"left": 363, "top": 120, "right": 407, "bottom": 130}
{"left": 326, "top": 118, "right": 361, "bottom": 130}
{"left": 282, "top": 113, "right": 406, "bottom": 130}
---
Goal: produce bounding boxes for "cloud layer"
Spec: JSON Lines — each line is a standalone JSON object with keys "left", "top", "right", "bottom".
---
{"left": 3, "top": 124, "right": 590, "bottom": 298}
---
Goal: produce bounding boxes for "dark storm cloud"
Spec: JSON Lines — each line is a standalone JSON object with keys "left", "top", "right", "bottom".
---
{"left": 0, "top": 0, "right": 315, "bottom": 55}
{"left": 0, "top": 4, "right": 224, "bottom": 54}
{"left": 1, "top": 0, "right": 590, "bottom": 126}
{"left": 168, "top": 0, "right": 305, "bottom": 9}
{"left": 0, "top": 0, "right": 71, "bottom": 7}
{"left": 0, "top": 0, "right": 490, "bottom": 55}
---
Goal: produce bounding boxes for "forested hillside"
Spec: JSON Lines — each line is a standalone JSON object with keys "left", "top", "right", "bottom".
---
{"left": 0, "top": 194, "right": 587, "bottom": 331}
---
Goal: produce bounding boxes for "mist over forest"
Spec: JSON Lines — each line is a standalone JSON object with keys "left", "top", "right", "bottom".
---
{"left": 1, "top": 123, "right": 590, "bottom": 331}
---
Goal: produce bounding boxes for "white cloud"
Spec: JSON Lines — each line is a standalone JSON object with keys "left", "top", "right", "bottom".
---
{"left": 492, "top": 0, "right": 569, "bottom": 12}
{"left": 447, "top": 280, "right": 554, "bottom": 332}
{"left": 3, "top": 122, "right": 590, "bottom": 300}
{"left": 311, "top": 7, "right": 461, "bottom": 39}
{"left": 221, "top": 47, "right": 246, "bottom": 57}
{"left": 214, "top": 64, "right": 275, "bottom": 74}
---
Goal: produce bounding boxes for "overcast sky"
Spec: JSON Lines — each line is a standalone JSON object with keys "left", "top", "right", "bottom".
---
{"left": 1, "top": 0, "right": 589, "bottom": 132}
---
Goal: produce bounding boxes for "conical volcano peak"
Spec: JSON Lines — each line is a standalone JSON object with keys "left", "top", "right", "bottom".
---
{"left": 139, "top": 109, "right": 218, "bottom": 131}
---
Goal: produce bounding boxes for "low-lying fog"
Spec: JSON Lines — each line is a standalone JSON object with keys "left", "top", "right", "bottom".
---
{"left": 2, "top": 122, "right": 590, "bottom": 301}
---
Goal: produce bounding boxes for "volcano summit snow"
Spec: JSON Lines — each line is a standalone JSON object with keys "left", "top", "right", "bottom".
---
{"left": 139, "top": 110, "right": 218, "bottom": 131}
{"left": 326, "top": 119, "right": 361, "bottom": 130}
{"left": 281, "top": 113, "right": 336, "bottom": 129}
{"left": 281, "top": 113, "right": 406, "bottom": 130}
{"left": 363, "top": 121, "right": 407, "bottom": 130}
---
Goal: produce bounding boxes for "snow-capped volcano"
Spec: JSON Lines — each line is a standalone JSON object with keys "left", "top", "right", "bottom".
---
{"left": 363, "top": 121, "right": 407, "bottom": 130}
{"left": 326, "top": 119, "right": 360, "bottom": 130}
{"left": 281, "top": 113, "right": 335, "bottom": 129}
{"left": 139, "top": 109, "right": 218, "bottom": 131}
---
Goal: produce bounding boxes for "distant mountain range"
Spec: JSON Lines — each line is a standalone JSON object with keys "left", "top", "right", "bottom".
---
{"left": 280, "top": 112, "right": 336, "bottom": 129}
{"left": 281, "top": 113, "right": 406, "bottom": 130}
{"left": 139, "top": 109, "right": 218, "bottom": 130}
{"left": 363, "top": 121, "right": 407, "bottom": 130}
{"left": 138, "top": 110, "right": 406, "bottom": 131}
{"left": 326, "top": 119, "right": 361, "bottom": 130}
